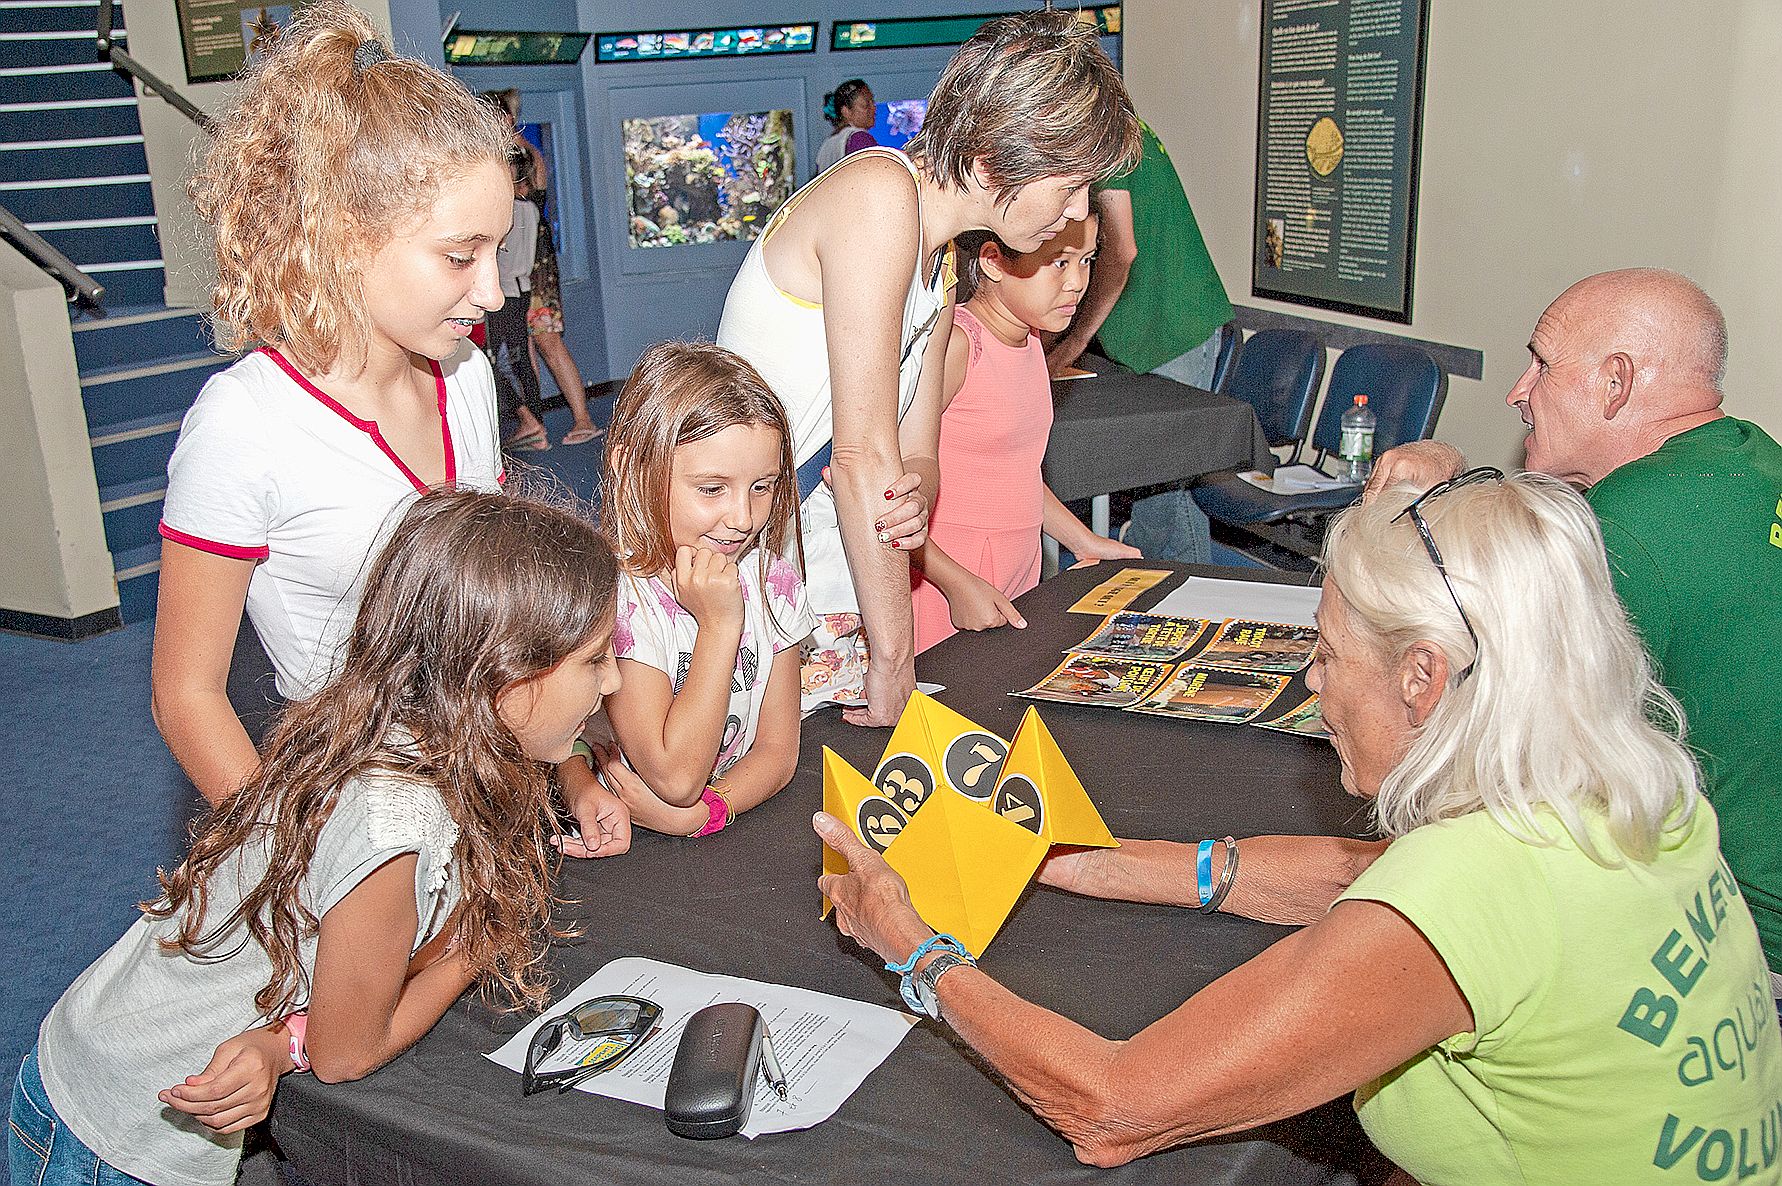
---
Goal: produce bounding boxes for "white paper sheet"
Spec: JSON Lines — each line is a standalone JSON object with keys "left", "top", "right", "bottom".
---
{"left": 1150, "top": 576, "right": 1323, "bottom": 627}
{"left": 802, "top": 682, "right": 945, "bottom": 719}
{"left": 1234, "top": 464, "right": 1357, "bottom": 495}
{"left": 485, "top": 957, "right": 916, "bottom": 1137}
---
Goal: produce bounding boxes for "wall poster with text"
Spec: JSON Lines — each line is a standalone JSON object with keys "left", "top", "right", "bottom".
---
{"left": 1252, "top": 0, "right": 1428, "bottom": 323}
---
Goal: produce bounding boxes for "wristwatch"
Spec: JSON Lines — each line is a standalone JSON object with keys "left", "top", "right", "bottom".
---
{"left": 908, "top": 951, "right": 974, "bottom": 1020}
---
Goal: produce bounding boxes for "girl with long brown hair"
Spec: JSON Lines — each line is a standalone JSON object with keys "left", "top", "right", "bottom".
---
{"left": 12, "top": 490, "right": 620, "bottom": 1186}
{"left": 559, "top": 342, "right": 813, "bottom": 838}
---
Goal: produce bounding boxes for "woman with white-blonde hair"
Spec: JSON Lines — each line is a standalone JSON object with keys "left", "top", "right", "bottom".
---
{"left": 817, "top": 470, "right": 1782, "bottom": 1183}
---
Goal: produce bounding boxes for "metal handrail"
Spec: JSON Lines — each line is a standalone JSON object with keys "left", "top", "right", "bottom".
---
{"left": 0, "top": 203, "right": 104, "bottom": 306}
{"left": 96, "top": 0, "right": 214, "bottom": 135}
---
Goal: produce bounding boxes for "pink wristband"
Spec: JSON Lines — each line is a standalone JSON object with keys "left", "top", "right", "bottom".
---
{"left": 692, "top": 787, "right": 729, "bottom": 837}
{"left": 284, "top": 1011, "right": 310, "bottom": 1073}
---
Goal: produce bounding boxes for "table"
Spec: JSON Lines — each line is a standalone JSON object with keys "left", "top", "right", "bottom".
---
{"left": 272, "top": 563, "right": 1389, "bottom": 1186}
{"left": 1043, "top": 356, "right": 1273, "bottom": 546}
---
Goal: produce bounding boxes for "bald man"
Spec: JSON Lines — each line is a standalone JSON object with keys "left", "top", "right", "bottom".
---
{"left": 1371, "top": 268, "right": 1782, "bottom": 984}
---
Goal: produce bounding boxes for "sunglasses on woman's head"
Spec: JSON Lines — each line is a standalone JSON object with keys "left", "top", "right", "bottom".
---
{"left": 521, "top": 994, "right": 662, "bottom": 1096}
{"left": 1390, "top": 467, "right": 1504, "bottom": 683}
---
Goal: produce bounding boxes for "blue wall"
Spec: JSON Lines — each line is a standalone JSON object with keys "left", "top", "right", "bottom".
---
{"left": 411, "top": 0, "right": 1116, "bottom": 381}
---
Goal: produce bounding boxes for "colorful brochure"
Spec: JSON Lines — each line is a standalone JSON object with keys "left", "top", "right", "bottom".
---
{"left": 1190, "top": 618, "right": 1321, "bottom": 673}
{"left": 1070, "top": 611, "right": 1211, "bottom": 663}
{"left": 1128, "top": 664, "right": 1291, "bottom": 725}
{"left": 1014, "top": 654, "right": 1169, "bottom": 710}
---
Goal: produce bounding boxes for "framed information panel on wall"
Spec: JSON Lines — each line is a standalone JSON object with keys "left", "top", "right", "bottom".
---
{"left": 1251, "top": 0, "right": 1428, "bottom": 323}
{"left": 174, "top": 0, "right": 310, "bottom": 83}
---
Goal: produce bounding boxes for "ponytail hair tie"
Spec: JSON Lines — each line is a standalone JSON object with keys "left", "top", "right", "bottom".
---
{"left": 352, "top": 38, "right": 388, "bottom": 73}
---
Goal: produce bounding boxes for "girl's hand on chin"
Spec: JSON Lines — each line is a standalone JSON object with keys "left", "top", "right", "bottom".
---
{"left": 672, "top": 545, "right": 744, "bottom": 629}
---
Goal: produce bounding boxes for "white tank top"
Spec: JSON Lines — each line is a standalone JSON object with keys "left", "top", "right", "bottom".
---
{"left": 717, "top": 147, "right": 955, "bottom": 615}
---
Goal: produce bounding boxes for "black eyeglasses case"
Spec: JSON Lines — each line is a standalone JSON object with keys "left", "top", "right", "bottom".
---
{"left": 664, "top": 1002, "right": 765, "bottom": 1139}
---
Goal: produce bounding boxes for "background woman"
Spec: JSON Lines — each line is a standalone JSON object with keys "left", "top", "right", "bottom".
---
{"left": 815, "top": 78, "right": 877, "bottom": 174}
{"left": 482, "top": 88, "right": 601, "bottom": 449}
{"left": 819, "top": 471, "right": 1782, "bottom": 1182}
{"left": 717, "top": 11, "right": 1138, "bottom": 724}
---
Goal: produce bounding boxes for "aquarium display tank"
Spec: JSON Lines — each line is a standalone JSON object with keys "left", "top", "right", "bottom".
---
{"left": 624, "top": 110, "right": 796, "bottom": 249}
{"left": 868, "top": 99, "right": 927, "bottom": 152}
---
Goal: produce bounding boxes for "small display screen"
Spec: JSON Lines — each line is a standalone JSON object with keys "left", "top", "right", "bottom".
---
{"left": 832, "top": 6, "right": 1119, "bottom": 51}
{"left": 624, "top": 110, "right": 797, "bottom": 249}
{"left": 444, "top": 31, "right": 591, "bottom": 66}
{"left": 866, "top": 99, "right": 927, "bottom": 152}
{"left": 596, "top": 24, "right": 816, "bottom": 63}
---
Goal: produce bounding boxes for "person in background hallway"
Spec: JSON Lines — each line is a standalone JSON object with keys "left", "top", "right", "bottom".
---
{"left": 1046, "top": 117, "right": 1234, "bottom": 564}
{"left": 483, "top": 88, "right": 601, "bottom": 448}
{"left": 485, "top": 145, "right": 549, "bottom": 450}
{"left": 816, "top": 78, "right": 878, "bottom": 174}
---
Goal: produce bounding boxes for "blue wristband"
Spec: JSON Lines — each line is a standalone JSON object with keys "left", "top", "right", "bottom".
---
{"left": 886, "top": 933, "right": 967, "bottom": 975}
{"left": 1196, "top": 839, "right": 1215, "bottom": 907}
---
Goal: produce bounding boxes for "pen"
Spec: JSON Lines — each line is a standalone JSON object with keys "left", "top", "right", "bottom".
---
{"left": 759, "top": 1025, "right": 789, "bottom": 1100}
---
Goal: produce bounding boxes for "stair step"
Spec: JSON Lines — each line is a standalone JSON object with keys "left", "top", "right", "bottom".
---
{"left": 0, "top": 136, "right": 147, "bottom": 183}
{"left": 0, "top": 98, "right": 140, "bottom": 140}
{"left": 0, "top": 30, "right": 115, "bottom": 69}
{"left": 72, "top": 305, "right": 209, "bottom": 372}
{"left": 101, "top": 482, "right": 163, "bottom": 559}
{"left": 81, "top": 348, "right": 227, "bottom": 430}
{"left": 116, "top": 565, "right": 159, "bottom": 624}
{"left": 77, "top": 259, "right": 161, "bottom": 305}
{"left": 33, "top": 216, "right": 160, "bottom": 267}
{"left": 0, "top": 63, "right": 132, "bottom": 104}
{"left": 2, "top": 176, "right": 152, "bottom": 222}
{"left": 88, "top": 410, "right": 180, "bottom": 488}
{"left": 0, "top": 2, "right": 115, "bottom": 36}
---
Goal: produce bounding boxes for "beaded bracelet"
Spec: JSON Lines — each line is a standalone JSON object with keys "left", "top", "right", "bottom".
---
{"left": 885, "top": 932, "right": 970, "bottom": 974}
{"left": 1200, "top": 836, "right": 1240, "bottom": 914}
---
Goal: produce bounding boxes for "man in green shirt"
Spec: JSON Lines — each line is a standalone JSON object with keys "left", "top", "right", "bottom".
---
{"left": 1372, "top": 269, "right": 1782, "bottom": 983}
{"left": 1046, "top": 119, "right": 1232, "bottom": 385}
{"left": 1045, "top": 119, "right": 1235, "bottom": 563}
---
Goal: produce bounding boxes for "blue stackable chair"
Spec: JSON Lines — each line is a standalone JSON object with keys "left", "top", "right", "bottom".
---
{"left": 1194, "top": 342, "right": 1447, "bottom": 527}
{"left": 1209, "top": 320, "right": 1242, "bottom": 393}
{"left": 1217, "top": 327, "right": 1325, "bottom": 453}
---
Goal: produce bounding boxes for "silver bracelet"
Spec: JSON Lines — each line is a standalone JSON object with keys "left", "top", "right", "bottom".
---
{"left": 1200, "top": 836, "right": 1239, "bottom": 914}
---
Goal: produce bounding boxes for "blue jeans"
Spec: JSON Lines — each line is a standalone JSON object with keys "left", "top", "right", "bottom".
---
{"left": 9, "top": 1047, "right": 150, "bottom": 1186}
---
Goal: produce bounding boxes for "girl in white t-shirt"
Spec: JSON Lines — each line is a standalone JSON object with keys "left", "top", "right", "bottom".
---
{"left": 563, "top": 342, "right": 816, "bottom": 837}
{"left": 151, "top": 5, "right": 538, "bottom": 809}
{"left": 13, "top": 488, "right": 625, "bottom": 1186}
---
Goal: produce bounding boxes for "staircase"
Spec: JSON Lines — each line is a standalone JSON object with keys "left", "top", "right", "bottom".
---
{"left": 2, "top": 0, "right": 229, "bottom": 624}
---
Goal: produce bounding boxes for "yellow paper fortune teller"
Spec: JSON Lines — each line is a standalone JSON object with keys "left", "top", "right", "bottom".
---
{"left": 821, "top": 693, "right": 1117, "bottom": 956}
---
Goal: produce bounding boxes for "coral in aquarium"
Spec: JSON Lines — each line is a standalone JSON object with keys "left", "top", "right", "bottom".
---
{"left": 886, "top": 100, "right": 927, "bottom": 141}
{"left": 624, "top": 109, "right": 796, "bottom": 249}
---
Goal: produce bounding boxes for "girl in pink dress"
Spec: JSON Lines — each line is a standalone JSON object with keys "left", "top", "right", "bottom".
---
{"left": 912, "top": 215, "right": 1141, "bottom": 652}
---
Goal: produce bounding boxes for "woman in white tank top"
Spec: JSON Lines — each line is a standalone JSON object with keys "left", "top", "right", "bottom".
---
{"left": 717, "top": 10, "right": 1140, "bottom": 726}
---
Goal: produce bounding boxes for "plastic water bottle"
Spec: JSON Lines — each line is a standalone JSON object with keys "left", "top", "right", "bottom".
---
{"left": 1338, "top": 394, "right": 1376, "bottom": 484}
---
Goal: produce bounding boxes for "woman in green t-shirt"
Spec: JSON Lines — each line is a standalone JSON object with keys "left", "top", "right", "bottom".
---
{"left": 817, "top": 470, "right": 1782, "bottom": 1184}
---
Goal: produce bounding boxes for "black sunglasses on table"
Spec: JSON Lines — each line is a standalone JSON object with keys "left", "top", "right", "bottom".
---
{"left": 1389, "top": 466, "right": 1504, "bottom": 683}
{"left": 521, "top": 994, "right": 662, "bottom": 1097}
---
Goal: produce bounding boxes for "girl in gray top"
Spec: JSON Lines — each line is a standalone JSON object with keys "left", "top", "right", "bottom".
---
{"left": 10, "top": 487, "right": 622, "bottom": 1186}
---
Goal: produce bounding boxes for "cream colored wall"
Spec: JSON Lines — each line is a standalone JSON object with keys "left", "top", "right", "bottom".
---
{"left": 1128, "top": 0, "right": 1782, "bottom": 469}
{"left": 127, "top": 0, "right": 396, "bottom": 310}
{"left": 0, "top": 243, "right": 117, "bottom": 618}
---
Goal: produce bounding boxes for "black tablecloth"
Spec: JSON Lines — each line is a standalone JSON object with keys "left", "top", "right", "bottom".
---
{"left": 1043, "top": 359, "right": 1274, "bottom": 503}
{"left": 273, "top": 564, "right": 1388, "bottom": 1186}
